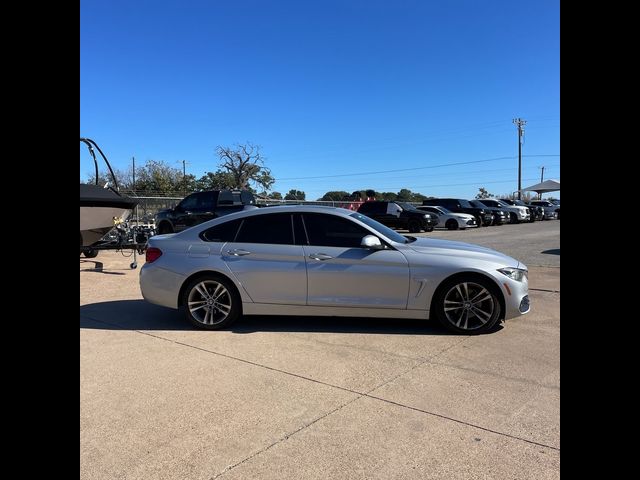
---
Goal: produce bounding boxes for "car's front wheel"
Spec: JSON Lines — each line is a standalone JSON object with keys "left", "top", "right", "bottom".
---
{"left": 181, "top": 275, "right": 240, "bottom": 330}
{"left": 434, "top": 277, "right": 502, "bottom": 334}
{"left": 408, "top": 219, "right": 421, "bottom": 233}
{"left": 445, "top": 219, "right": 458, "bottom": 230}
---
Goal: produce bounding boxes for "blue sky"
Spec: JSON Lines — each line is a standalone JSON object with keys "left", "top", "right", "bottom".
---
{"left": 80, "top": 0, "right": 559, "bottom": 200}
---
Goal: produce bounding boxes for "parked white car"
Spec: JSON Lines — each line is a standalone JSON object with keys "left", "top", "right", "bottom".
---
{"left": 417, "top": 206, "right": 478, "bottom": 230}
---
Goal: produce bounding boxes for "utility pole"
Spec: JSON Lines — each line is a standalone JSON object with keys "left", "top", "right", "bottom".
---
{"left": 513, "top": 118, "right": 527, "bottom": 200}
{"left": 538, "top": 165, "right": 545, "bottom": 199}
{"left": 132, "top": 157, "right": 136, "bottom": 193}
{"left": 177, "top": 160, "right": 190, "bottom": 196}
{"left": 182, "top": 160, "right": 186, "bottom": 196}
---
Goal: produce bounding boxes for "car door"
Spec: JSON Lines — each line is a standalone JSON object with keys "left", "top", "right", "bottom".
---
{"left": 301, "top": 212, "right": 410, "bottom": 309}
{"left": 172, "top": 193, "right": 200, "bottom": 231}
{"left": 191, "top": 191, "right": 217, "bottom": 226}
{"left": 221, "top": 212, "right": 307, "bottom": 305}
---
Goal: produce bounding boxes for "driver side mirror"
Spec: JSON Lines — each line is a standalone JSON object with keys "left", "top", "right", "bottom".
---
{"left": 361, "top": 235, "right": 384, "bottom": 250}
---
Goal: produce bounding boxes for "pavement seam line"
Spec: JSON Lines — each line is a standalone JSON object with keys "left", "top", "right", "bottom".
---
{"left": 529, "top": 287, "right": 560, "bottom": 293}
{"left": 81, "top": 315, "right": 560, "bottom": 452}
{"left": 210, "top": 394, "right": 364, "bottom": 479}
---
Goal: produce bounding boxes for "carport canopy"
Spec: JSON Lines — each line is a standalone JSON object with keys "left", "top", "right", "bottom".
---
{"left": 521, "top": 179, "right": 560, "bottom": 194}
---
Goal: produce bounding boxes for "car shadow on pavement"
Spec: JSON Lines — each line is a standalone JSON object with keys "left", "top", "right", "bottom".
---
{"left": 541, "top": 248, "right": 560, "bottom": 255}
{"left": 79, "top": 259, "right": 127, "bottom": 275}
{"left": 80, "top": 300, "right": 473, "bottom": 335}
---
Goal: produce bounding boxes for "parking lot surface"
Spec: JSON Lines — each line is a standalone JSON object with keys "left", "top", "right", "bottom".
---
{"left": 81, "top": 221, "right": 560, "bottom": 479}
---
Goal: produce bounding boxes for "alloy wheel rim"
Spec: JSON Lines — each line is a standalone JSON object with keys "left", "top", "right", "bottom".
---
{"left": 187, "top": 280, "right": 232, "bottom": 325}
{"left": 443, "top": 282, "right": 495, "bottom": 331}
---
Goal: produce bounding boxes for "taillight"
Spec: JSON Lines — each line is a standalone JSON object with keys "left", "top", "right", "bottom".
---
{"left": 146, "top": 247, "right": 163, "bottom": 263}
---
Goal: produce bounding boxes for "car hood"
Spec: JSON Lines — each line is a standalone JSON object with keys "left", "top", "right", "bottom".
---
{"left": 404, "top": 238, "right": 521, "bottom": 267}
{"left": 452, "top": 213, "right": 474, "bottom": 220}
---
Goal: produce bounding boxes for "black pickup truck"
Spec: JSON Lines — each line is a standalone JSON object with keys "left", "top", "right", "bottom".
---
{"left": 422, "top": 198, "right": 493, "bottom": 226}
{"left": 155, "top": 190, "right": 257, "bottom": 234}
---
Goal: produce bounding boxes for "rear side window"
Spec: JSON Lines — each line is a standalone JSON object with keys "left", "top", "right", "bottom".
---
{"left": 303, "top": 213, "right": 369, "bottom": 248}
{"left": 218, "top": 191, "right": 234, "bottom": 205}
{"left": 235, "top": 213, "right": 293, "bottom": 244}
{"left": 200, "top": 219, "right": 242, "bottom": 242}
{"left": 241, "top": 191, "right": 255, "bottom": 205}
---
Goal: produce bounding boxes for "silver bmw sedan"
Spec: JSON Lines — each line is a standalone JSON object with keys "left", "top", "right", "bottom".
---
{"left": 140, "top": 205, "right": 529, "bottom": 334}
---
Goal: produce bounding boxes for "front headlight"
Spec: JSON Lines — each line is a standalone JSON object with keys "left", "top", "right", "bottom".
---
{"left": 497, "top": 267, "right": 528, "bottom": 282}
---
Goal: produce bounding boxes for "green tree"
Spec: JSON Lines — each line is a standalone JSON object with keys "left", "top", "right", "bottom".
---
{"left": 195, "top": 170, "right": 236, "bottom": 191}
{"left": 378, "top": 192, "right": 398, "bottom": 201}
{"left": 396, "top": 188, "right": 414, "bottom": 201}
{"left": 217, "top": 143, "right": 274, "bottom": 192}
{"left": 475, "top": 187, "right": 493, "bottom": 199}
{"left": 133, "top": 159, "right": 185, "bottom": 195}
{"left": 269, "top": 191, "right": 283, "bottom": 200}
{"left": 285, "top": 189, "right": 306, "bottom": 200}
{"left": 319, "top": 190, "right": 351, "bottom": 201}
{"left": 83, "top": 167, "right": 131, "bottom": 190}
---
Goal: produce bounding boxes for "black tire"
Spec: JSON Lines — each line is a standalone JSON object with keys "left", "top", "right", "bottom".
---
{"left": 509, "top": 212, "right": 519, "bottom": 224}
{"left": 433, "top": 276, "right": 502, "bottom": 334}
{"left": 424, "top": 226, "right": 434, "bottom": 233}
{"left": 83, "top": 248, "right": 99, "bottom": 258}
{"left": 158, "top": 222, "right": 174, "bottom": 235}
{"left": 408, "top": 219, "right": 421, "bottom": 233}
{"left": 445, "top": 219, "right": 458, "bottom": 230}
{"left": 181, "top": 274, "right": 241, "bottom": 330}
{"left": 474, "top": 215, "right": 483, "bottom": 227}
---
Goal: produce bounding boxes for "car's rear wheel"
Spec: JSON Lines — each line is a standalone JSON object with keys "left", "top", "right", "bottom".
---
{"left": 434, "top": 277, "right": 502, "bottom": 334}
{"left": 408, "top": 219, "right": 421, "bottom": 233}
{"left": 182, "top": 275, "right": 240, "bottom": 330}
{"left": 445, "top": 219, "right": 458, "bottom": 230}
{"left": 83, "top": 248, "right": 99, "bottom": 258}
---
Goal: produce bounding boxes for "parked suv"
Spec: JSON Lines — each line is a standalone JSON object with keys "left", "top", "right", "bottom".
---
{"left": 468, "top": 200, "right": 509, "bottom": 226}
{"left": 530, "top": 200, "right": 560, "bottom": 219}
{"left": 479, "top": 198, "right": 530, "bottom": 224}
{"left": 422, "top": 198, "right": 493, "bottom": 227}
{"left": 357, "top": 201, "right": 438, "bottom": 233}
{"left": 155, "top": 190, "right": 257, "bottom": 234}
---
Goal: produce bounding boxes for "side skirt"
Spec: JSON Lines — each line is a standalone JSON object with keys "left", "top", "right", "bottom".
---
{"left": 243, "top": 303, "right": 429, "bottom": 320}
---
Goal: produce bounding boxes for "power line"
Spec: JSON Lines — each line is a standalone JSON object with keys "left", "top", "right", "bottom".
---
{"left": 275, "top": 164, "right": 560, "bottom": 185}
{"left": 277, "top": 154, "right": 558, "bottom": 181}
{"left": 350, "top": 177, "right": 543, "bottom": 191}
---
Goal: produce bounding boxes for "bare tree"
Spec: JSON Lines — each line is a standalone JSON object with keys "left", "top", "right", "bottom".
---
{"left": 216, "top": 143, "right": 274, "bottom": 191}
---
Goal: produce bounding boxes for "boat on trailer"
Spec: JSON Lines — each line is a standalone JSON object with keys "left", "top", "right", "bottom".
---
{"left": 80, "top": 138, "right": 138, "bottom": 253}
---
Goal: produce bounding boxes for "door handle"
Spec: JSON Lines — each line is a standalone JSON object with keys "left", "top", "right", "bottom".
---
{"left": 309, "top": 253, "right": 333, "bottom": 261}
{"left": 226, "top": 249, "right": 251, "bottom": 256}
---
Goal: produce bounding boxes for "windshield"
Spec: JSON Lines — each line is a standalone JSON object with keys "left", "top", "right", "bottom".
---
{"left": 350, "top": 212, "right": 411, "bottom": 244}
{"left": 397, "top": 202, "right": 418, "bottom": 211}
{"left": 497, "top": 199, "right": 512, "bottom": 206}
{"left": 514, "top": 200, "right": 527, "bottom": 206}
{"left": 458, "top": 199, "right": 473, "bottom": 208}
{"left": 434, "top": 206, "right": 449, "bottom": 214}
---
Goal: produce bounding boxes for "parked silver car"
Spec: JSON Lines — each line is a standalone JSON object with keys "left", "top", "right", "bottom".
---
{"left": 140, "top": 206, "right": 530, "bottom": 334}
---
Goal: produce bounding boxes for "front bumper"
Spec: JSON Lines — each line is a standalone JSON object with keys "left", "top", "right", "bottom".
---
{"left": 500, "top": 275, "right": 530, "bottom": 320}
